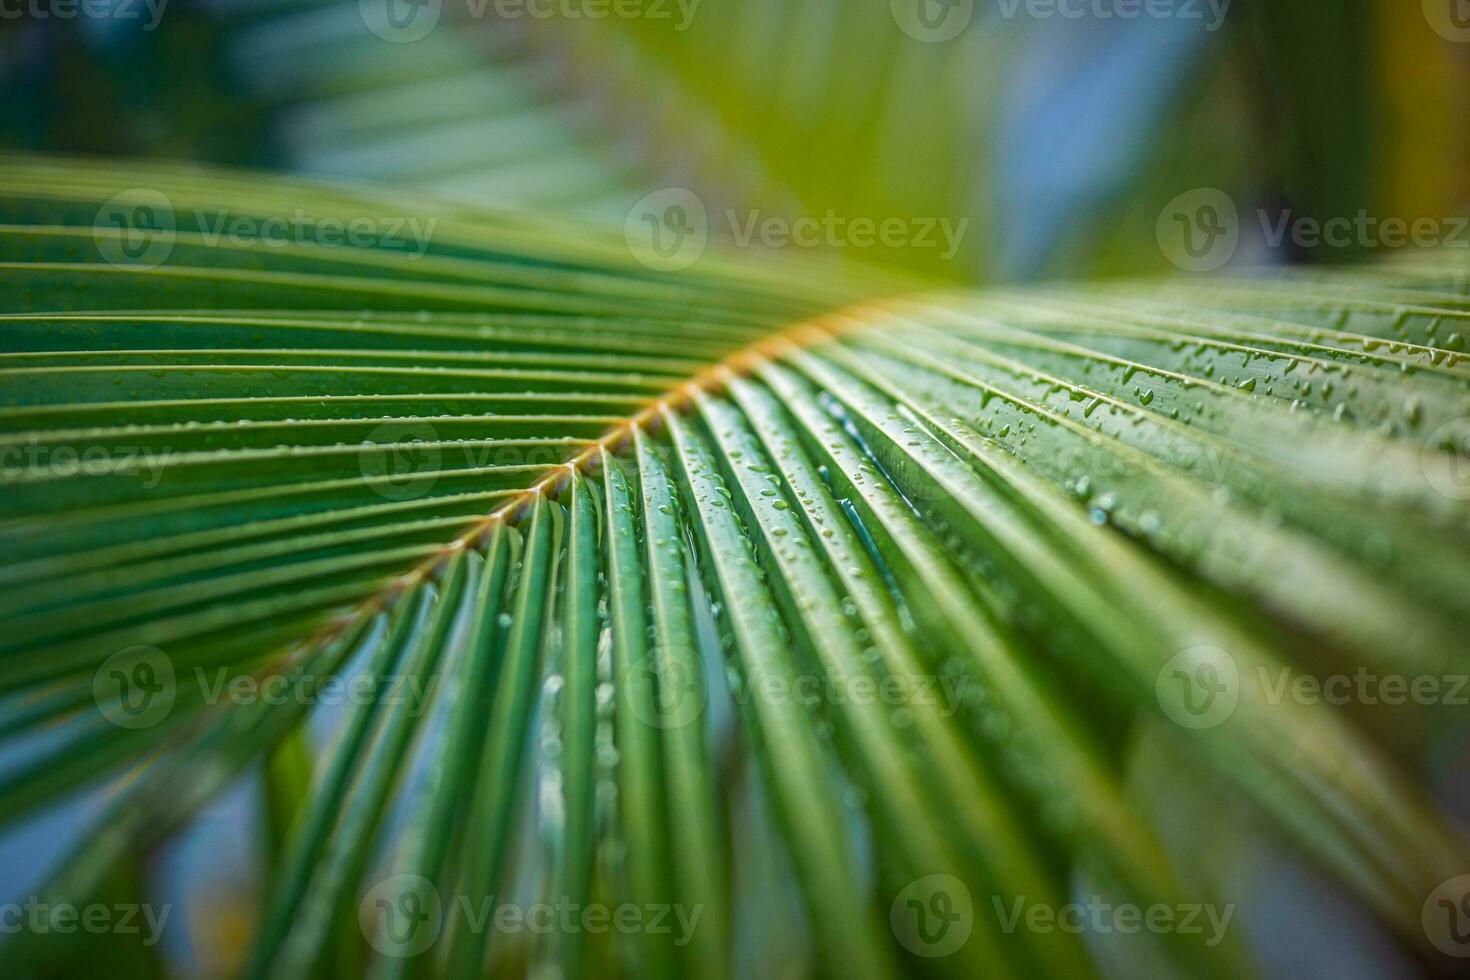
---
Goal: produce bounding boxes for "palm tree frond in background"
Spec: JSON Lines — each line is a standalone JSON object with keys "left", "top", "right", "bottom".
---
{"left": 12, "top": 0, "right": 1467, "bottom": 280}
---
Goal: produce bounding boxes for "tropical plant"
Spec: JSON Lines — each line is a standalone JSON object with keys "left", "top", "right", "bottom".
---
{"left": 0, "top": 158, "right": 1468, "bottom": 979}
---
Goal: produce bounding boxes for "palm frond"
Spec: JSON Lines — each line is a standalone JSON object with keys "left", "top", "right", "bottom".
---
{"left": 1, "top": 159, "right": 1467, "bottom": 978}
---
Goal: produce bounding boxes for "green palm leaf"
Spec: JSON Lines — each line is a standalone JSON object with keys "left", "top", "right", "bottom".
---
{"left": 1, "top": 158, "right": 1467, "bottom": 978}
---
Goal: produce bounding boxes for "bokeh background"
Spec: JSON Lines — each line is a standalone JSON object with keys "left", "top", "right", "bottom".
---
{"left": 4, "top": 0, "right": 1469, "bottom": 281}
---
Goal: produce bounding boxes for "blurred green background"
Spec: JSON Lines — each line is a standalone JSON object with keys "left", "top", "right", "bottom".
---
{"left": 3, "top": 0, "right": 1467, "bottom": 281}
